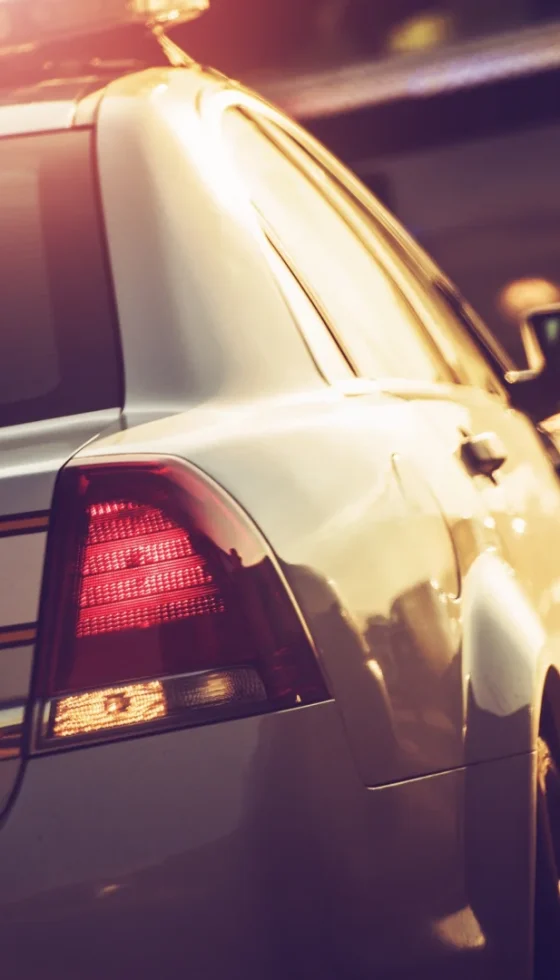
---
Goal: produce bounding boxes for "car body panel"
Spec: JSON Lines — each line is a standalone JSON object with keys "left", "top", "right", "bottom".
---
{"left": 71, "top": 384, "right": 544, "bottom": 785}
{"left": 0, "top": 408, "right": 121, "bottom": 807}
{"left": 0, "top": 98, "right": 75, "bottom": 136}
{"left": 95, "top": 69, "right": 324, "bottom": 423}
{"left": 0, "top": 702, "right": 534, "bottom": 980}
{"left": 0, "top": 408, "right": 121, "bottom": 644}
{"left": 0, "top": 78, "right": 107, "bottom": 136}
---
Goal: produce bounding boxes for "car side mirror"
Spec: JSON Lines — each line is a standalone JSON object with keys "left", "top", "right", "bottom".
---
{"left": 503, "top": 306, "right": 560, "bottom": 422}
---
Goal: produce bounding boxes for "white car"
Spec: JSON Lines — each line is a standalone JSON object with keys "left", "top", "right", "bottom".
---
{"left": 1, "top": 3, "right": 560, "bottom": 979}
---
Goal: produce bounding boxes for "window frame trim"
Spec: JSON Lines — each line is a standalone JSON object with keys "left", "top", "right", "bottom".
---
{"left": 262, "top": 227, "right": 357, "bottom": 384}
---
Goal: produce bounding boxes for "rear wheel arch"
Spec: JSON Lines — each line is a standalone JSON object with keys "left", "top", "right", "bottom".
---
{"left": 539, "top": 668, "right": 560, "bottom": 755}
{"left": 534, "top": 670, "right": 560, "bottom": 979}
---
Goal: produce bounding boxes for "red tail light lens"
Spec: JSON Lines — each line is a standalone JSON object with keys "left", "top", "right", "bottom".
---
{"left": 76, "top": 500, "right": 224, "bottom": 638}
{"left": 34, "top": 460, "right": 328, "bottom": 747}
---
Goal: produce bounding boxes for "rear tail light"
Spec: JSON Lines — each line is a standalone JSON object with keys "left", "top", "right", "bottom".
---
{"left": 33, "top": 459, "right": 328, "bottom": 748}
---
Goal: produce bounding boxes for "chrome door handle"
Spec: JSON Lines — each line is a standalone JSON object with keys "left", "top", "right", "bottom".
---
{"left": 461, "top": 431, "right": 507, "bottom": 478}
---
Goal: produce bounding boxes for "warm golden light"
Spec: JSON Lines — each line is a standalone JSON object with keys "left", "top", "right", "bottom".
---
{"left": 388, "top": 13, "right": 452, "bottom": 53}
{"left": 53, "top": 681, "right": 166, "bottom": 738}
{"left": 0, "top": 0, "right": 208, "bottom": 49}
{"left": 498, "top": 278, "right": 560, "bottom": 322}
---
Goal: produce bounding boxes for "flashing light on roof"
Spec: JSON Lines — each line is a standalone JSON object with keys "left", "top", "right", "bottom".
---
{"left": 0, "top": 0, "right": 208, "bottom": 53}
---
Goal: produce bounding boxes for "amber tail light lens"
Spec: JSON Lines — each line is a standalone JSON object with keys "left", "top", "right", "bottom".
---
{"left": 33, "top": 459, "right": 328, "bottom": 748}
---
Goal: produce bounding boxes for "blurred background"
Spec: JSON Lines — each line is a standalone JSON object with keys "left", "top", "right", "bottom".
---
{"left": 171, "top": 0, "right": 560, "bottom": 364}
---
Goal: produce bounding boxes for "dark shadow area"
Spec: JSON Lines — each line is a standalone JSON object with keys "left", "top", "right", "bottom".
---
{"left": 173, "top": 0, "right": 560, "bottom": 78}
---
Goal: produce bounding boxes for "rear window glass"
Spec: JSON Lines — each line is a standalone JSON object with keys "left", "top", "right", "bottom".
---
{"left": 0, "top": 129, "right": 122, "bottom": 427}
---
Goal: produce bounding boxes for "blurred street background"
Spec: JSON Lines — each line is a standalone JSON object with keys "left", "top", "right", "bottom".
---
{"left": 172, "top": 0, "right": 560, "bottom": 364}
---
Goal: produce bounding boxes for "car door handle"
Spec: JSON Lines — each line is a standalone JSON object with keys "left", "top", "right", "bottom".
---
{"left": 460, "top": 431, "right": 507, "bottom": 478}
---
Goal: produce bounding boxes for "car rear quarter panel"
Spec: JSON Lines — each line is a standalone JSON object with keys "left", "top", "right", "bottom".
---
{"left": 77, "top": 387, "right": 546, "bottom": 782}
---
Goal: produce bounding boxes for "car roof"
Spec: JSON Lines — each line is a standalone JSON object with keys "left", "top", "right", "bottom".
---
{"left": 0, "top": 76, "right": 116, "bottom": 137}
{"left": 0, "top": 23, "right": 202, "bottom": 138}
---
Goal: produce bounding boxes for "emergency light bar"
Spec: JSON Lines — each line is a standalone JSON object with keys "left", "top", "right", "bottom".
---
{"left": 0, "top": 0, "right": 208, "bottom": 53}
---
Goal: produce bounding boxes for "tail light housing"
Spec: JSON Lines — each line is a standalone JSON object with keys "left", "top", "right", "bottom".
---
{"left": 33, "top": 458, "right": 328, "bottom": 748}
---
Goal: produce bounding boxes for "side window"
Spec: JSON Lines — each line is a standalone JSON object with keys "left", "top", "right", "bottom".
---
{"left": 0, "top": 130, "right": 121, "bottom": 428}
{"left": 314, "top": 165, "right": 507, "bottom": 395}
{"left": 265, "top": 244, "right": 353, "bottom": 383}
{"left": 428, "top": 283, "right": 507, "bottom": 396}
{"left": 222, "top": 108, "right": 453, "bottom": 386}
{"left": 370, "top": 226, "right": 506, "bottom": 395}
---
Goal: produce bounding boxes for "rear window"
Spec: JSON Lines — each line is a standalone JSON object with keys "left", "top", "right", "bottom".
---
{"left": 0, "top": 129, "right": 122, "bottom": 428}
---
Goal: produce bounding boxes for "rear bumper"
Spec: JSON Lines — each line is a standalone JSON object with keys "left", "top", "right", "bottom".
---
{"left": 0, "top": 702, "right": 534, "bottom": 980}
